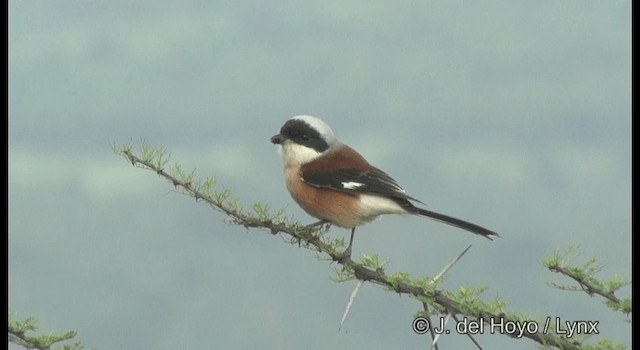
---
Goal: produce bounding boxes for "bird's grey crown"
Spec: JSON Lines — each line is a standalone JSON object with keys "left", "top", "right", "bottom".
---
{"left": 292, "top": 115, "right": 336, "bottom": 143}
{"left": 278, "top": 115, "right": 337, "bottom": 153}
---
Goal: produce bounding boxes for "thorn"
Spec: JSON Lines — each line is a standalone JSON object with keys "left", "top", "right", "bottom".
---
{"left": 339, "top": 280, "right": 364, "bottom": 331}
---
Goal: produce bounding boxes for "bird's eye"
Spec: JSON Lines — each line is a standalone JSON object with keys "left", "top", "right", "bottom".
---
{"left": 300, "top": 134, "right": 309, "bottom": 141}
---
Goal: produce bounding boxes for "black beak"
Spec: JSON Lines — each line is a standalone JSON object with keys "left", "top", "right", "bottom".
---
{"left": 270, "top": 134, "right": 285, "bottom": 144}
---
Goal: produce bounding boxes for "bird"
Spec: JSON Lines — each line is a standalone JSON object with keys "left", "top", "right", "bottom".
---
{"left": 270, "top": 115, "right": 498, "bottom": 256}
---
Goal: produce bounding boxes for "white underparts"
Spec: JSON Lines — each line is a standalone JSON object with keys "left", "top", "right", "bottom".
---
{"left": 357, "top": 193, "right": 407, "bottom": 218}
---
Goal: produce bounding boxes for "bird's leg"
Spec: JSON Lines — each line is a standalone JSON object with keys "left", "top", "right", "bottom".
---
{"left": 344, "top": 227, "right": 356, "bottom": 258}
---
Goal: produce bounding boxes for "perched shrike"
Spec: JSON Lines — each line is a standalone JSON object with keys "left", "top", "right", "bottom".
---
{"left": 270, "top": 115, "right": 498, "bottom": 255}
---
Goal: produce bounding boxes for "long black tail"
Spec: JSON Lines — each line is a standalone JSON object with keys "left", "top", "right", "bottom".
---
{"left": 412, "top": 207, "right": 499, "bottom": 240}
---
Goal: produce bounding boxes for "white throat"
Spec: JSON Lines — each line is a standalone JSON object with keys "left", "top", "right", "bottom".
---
{"left": 277, "top": 141, "right": 323, "bottom": 168}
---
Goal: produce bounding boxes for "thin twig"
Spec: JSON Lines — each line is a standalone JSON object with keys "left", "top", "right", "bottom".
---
{"left": 117, "top": 145, "right": 585, "bottom": 350}
{"left": 339, "top": 280, "right": 364, "bottom": 331}
{"left": 451, "top": 314, "right": 484, "bottom": 350}
{"left": 432, "top": 245, "right": 472, "bottom": 284}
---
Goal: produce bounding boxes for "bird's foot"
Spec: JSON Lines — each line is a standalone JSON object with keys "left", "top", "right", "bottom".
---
{"left": 305, "top": 220, "right": 329, "bottom": 229}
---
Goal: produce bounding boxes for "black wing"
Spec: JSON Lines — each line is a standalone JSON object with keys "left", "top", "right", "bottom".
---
{"left": 303, "top": 167, "right": 499, "bottom": 239}
{"left": 302, "top": 167, "right": 424, "bottom": 204}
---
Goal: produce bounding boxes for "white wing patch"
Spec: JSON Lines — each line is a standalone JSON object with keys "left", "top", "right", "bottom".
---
{"left": 342, "top": 181, "right": 364, "bottom": 190}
